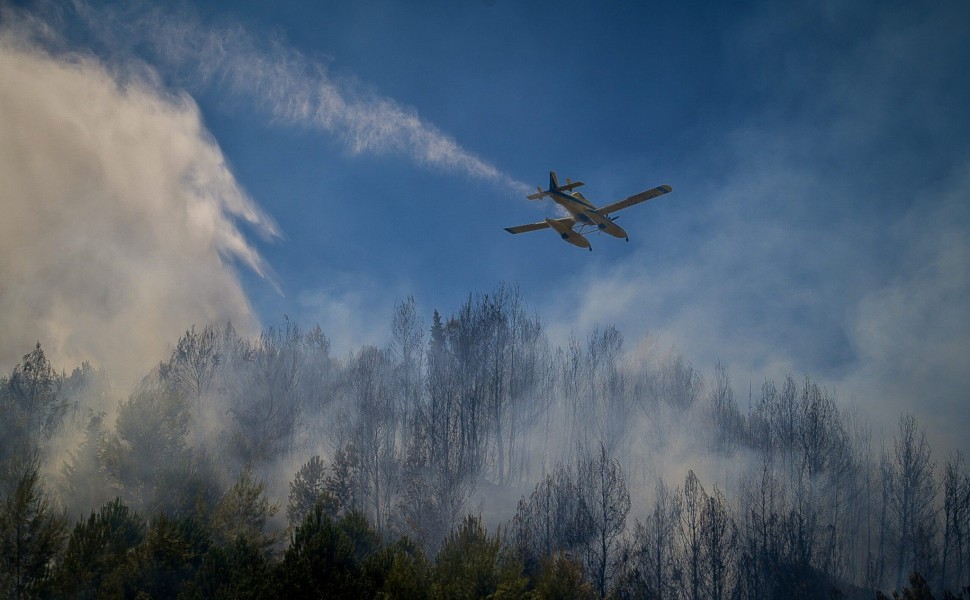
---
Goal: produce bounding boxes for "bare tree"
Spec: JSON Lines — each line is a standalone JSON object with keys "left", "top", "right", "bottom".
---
{"left": 658, "top": 354, "right": 703, "bottom": 411}
{"left": 577, "top": 443, "right": 631, "bottom": 598}
{"left": 736, "top": 454, "right": 788, "bottom": 600}
{"left": 559, "top": 335, "right": 587, "bottom": 457}
{"left": 503, "top": 294, "right": 549, "bottom": 486}
{"left": 389, "top": 296, "right": 424, "bottom": 455}
{"left": 680, "top": 469, "right": 706, "bottom": 600}
{"left": 940, "top": 451, "right": 969, "bottom": 594}
{"left": 619, "top": 477, "right": 681, "bottom": 599}
{"left": 708, "top": 362, "right": 743, "bottom": 454}
{"left": 511, "top": 464, "right": 590, "bottom": 577}
{"left": 164, "top": 325, "right": 221, "bottom": 410}
{"left": 398, "top": 308, "right": 474, "bottom": 552}
{"left": 700, "top": 485, "right": 737, "bottom": 600}
{"left": 296, "top": 324, "right": 336, "bottom": 445}
{"left": 586, "top": 326, "right": 634, "bottom": 461}
{"left": 226, "top": 323, "right": 304, "bottom": 464}
{"left": 883, "top": 414, "right": 938, "bottom": 588}
{"left": 345, "top": 346, "right": 398, "bottom": 535}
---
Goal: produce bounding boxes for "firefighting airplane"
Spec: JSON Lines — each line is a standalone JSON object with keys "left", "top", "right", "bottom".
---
{"left": 504, "top": 171, "right": 672, "bottom": 250}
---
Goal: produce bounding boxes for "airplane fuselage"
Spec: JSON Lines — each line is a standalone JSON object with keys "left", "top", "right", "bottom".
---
{"left": 549, "top": 188, "right": 629, "bottom": 240}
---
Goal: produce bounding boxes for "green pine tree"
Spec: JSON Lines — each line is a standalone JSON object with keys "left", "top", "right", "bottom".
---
{"left": 209, "top": 467, "right": 279, "bottom": 553}
{"left": 433, "top": 516, "right": 528, "bottom": 600}
{"left": 50, "top": 497, "right": 144, "bottom": 599}
{"left": 0, "top": 459, "right": 68, "bottom": 600}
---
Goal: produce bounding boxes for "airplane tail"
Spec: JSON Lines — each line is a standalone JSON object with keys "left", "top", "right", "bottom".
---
{"left": 526, "top": 170, "right": 582, "bottom": 200}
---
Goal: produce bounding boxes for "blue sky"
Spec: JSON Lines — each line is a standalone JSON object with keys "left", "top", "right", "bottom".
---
{"left": 2, "top": 0, "right": 969, "bottom": 450}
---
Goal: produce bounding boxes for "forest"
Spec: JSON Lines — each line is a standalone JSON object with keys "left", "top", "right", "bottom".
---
{"left": 1, "top": 283, "right": 968, "bottom": 599}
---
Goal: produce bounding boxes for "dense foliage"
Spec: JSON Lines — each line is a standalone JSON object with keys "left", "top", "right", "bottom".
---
{"left": 1, "top": 285, "right": 969, "bottom": 598}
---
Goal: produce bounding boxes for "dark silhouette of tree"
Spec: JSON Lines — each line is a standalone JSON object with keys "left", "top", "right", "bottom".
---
{"left": 708, "top": 361, "right": 744, "bottom": 454}
{"left": 344, "top": 345, "right": 399, "bottom": 535}
{"left": 287, "top": 455, "right": 328, "bottom": 528}
{"left": 701, "top": 485, "right": 737, "bottom": 600}
{"left": 433, "top": 515, "right": 528, "bottom": 599}
{"left": 614, "top": 478, "right": 680, "bottom": 599}
{"left": 99, "top": 375, "right": 220, "bottom": 517}
{"left": 577, "top": 442, "right": 631, "bottom": 598}
{"left": 362, "top": 535, "right": 433, "bottom": 599}
{"left": 51, "top": 497, "right": 144, "bottom": 598}
{"left": 182, "top": 535, "right": 273, "bottom": 600}
{"left": 127, "top": 514, "right": 210, "bottom": 598}
{"left": 390, "top": 296, "right": 425, "bottom": 456}
{"left": 884, "top": 415, "right": 938, "bottom": 589}
{"left": 326, "top": 443, "right": 363, "bottom": 517}
{"left": 874, "top": 571, "right": 936, "bottom": 600}
{"left": 164, "top": 325, "right": 221, "bottom": 411}
{"left": 209, "top": 467, "right": 279, "bottom": 553}
{"left": 0, "top": 344, "right": 65, "bottom": 476}
{"left": 226, "top": 323, "right": 303, "bottom": 464}
{"left": 100, "top": 378, "right": 190, "bottom": 488}
{"left": 737, "top": 457, "right": 784, "bottom": 600}
{"left": 275, "top": 506, "right": 379, "bottom": 598}
{"left": 0, "top": 458, "right": 67, "bottom": 599}
{"left": 59, "top": 410, "right": 113, "bottom": 519}
{"left": 533, "top": 552, "right": 596, "bottom": 600}
{"left": 681, "top": 469, "right": 707, "bottom": 600}
{"left": 584, "top": 326, "right": 634, "bottom": 461}
{"left": 58, "top": 362, "right": 111, "bottom": 436}
{"left": 511, "top": 464, "right": 591, "bottom": 579}
{"left": 941, "top": 452, "right": 969, "bottom": 596}
{"left": 296, "top": 323, "right": 336, "bottom": 442}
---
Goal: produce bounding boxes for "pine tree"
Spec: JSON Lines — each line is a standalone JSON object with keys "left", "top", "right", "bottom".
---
{"left": 433, "top": 515, "right": 528, "bottom": 600}
{"left": 51, "top": 497, "right": 144, "bottom": 598}
{"left": 0, "top": 344, "right": 65, "bottom": 477}
{"left": 0, "top": 459, "right": 68, "bottom": 599}
{"left": 210, "top": 467, "right": 279, "bottom": 553}
{"left": 287, "top": 455, "right": 328, "bottom": 528}
{"left": 276, "top": 506, "right": 378, "bottom": 598}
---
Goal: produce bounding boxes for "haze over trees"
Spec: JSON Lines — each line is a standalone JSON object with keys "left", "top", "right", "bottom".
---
{"left": 0, "top": 284, "right": 968, "bottom": 598}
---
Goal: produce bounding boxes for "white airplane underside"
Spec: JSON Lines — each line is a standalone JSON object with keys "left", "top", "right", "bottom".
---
{"left": 505, "top": 171, "right": 672, "bottom": 251}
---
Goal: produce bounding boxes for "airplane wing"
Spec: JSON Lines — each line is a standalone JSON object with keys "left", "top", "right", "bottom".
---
{"left": 598, "top": 184, "right": 672, "bottom": 216}
{"left": 505, "top": 222, "right": 549, "bottom": 234}
{"left": 504, "top": 217, "right": 574, "bottom": 234}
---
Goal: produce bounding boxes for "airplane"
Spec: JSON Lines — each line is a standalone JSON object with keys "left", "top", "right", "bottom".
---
{"left": 504, "top": 171, "right": 672, "bottom": 250}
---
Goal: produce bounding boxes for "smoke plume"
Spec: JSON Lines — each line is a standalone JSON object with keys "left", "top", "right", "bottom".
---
{"left": 0, "top": 19, "right": 277, "bottom": 384}
{"left": 71, "top": 0, "right": 530, "bottom": 194}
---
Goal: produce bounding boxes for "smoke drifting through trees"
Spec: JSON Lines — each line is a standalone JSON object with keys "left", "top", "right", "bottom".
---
{"left": 1, "top": 284, "right": 968, "bottom": 597}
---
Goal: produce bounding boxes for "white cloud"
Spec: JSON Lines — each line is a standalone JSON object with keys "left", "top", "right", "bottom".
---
{"left": 0, "top": 23, "right": 277, "bottom": 384}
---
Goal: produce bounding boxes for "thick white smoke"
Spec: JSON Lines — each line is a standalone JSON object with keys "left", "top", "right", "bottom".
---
{"left": 0, "top": 25, "right": 278, "bottom": 385}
